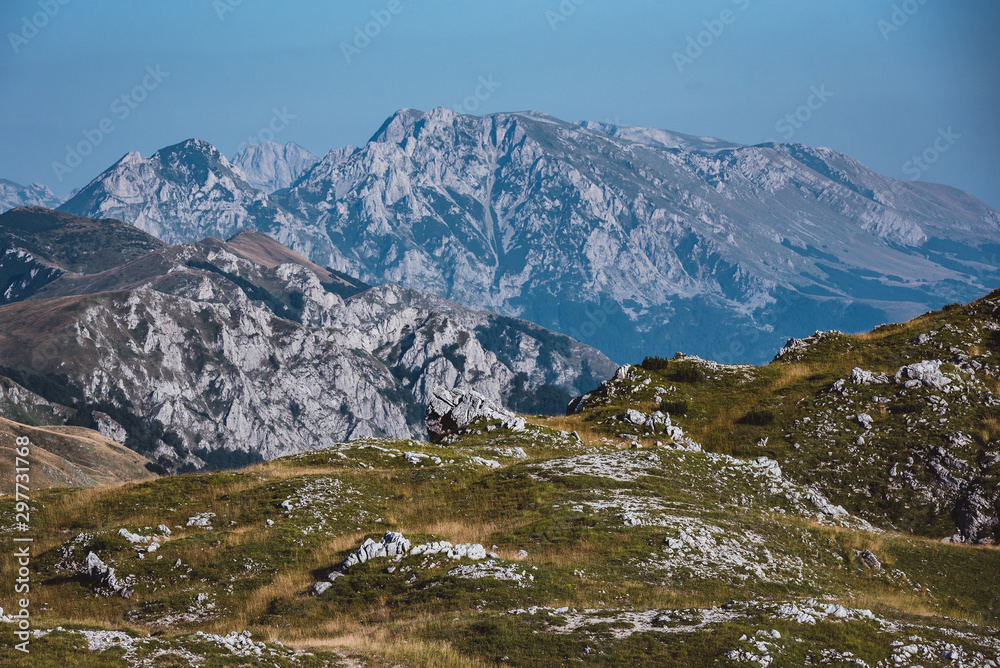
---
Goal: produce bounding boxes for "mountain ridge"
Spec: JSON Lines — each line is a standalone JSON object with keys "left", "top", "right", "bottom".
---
{"left": 56, "top": 110, "right": 1000, "bottom": 363}
{"left": 0, "top": 207, "right": 614, "bottom": 471}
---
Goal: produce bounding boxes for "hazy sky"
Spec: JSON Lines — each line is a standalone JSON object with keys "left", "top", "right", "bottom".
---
{"left": 2, "top": 0, "right": 998, "bottom": 208}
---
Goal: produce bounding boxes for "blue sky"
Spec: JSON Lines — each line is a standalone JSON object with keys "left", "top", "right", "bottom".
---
{"left": 2, "top": 0, "right": 997, "bottom": 208}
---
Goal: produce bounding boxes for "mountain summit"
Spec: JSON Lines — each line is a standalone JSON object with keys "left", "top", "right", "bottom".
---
{"left": 60, "top": 111, "right": 1000, "bottom": 363}
{"left": 230, "top": 141, "right": 320, "bottom": 192}
{"left": 60, "top": 138, "right": 314, "bottom": 245}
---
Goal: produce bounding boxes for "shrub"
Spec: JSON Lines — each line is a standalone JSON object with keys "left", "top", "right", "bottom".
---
{"left": 889, "top": 401, "right": 923, "bottom": 415}
{"left": 641, "top": 356, "right": 671, "bottom": 372}
{"left": 669, "top": 362, "right": 705, "bottom": 384}
{"left": 658, "top": 399, "right": 689, "bottom": 416}
{"left": 739, "top": 409, "right": 775, "bottom": 426}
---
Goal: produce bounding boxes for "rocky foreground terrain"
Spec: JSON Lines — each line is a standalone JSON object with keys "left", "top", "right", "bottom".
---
{"left": 2, "top": 294, "right": 1000, "bottom": 665}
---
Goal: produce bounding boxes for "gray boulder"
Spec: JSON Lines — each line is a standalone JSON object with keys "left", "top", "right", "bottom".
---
{"left": 952, "top": 486, "right": 999, "bottom": 543}
{"left": 895, "top": 360, "right": 953, "bottom": 391}
{"left": 425, "top": 387, "right": 526, "bottom": 441}
{"left": 83, "top": 552, "right": 131, "bottom": 598}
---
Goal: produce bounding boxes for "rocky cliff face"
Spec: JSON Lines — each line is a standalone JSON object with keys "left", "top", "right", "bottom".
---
{"left": 58, "top": 111, "right": 1000, "bottom": 363}
{"left": 58, "top": 139, "right": 324, "bottom": 252}
{"left": 0, "top": 209, "right": 614, "bottom": 470}
{"left": 230, "top": 141, "right": 319, "bottom": 193}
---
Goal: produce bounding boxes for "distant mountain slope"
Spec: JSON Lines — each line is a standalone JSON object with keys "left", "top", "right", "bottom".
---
{"left": 276, "top": 109, "right": 1000, "bottom": 362}
{"left": 59, "top": 111, "right": 1000, "bottom": 363}
{"left": 0, "top": 208, "right": 614, "bottom": 471}
{"left": 230, "top": 141, "right": 319, "bottom": 192}
{"left": 0, "top": 206, "right": 166, "bottom": 304}
{"left": 224, "top": 228, "right": 369, "bottom": 297}
{"left": 0, "top": 416, "right": 156, "bottom": 493}
{"left": 0, "top": 178, "right": 62, "bottom": 213}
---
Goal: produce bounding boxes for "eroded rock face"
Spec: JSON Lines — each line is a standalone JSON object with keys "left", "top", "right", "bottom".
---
{"left": 0, "top": 229, "right": 612, "bottom": 469}
{"left": 341, "top": 532, "right": 412, "bottom": 570}
{"left": 230, "top": 142, "right": 319, "bottom": 193}
{"left": 952, "top": 485, "right": 1000, "bottom": 543}
{"left": 425, "top": 387, "right": 526, "bottom": 442}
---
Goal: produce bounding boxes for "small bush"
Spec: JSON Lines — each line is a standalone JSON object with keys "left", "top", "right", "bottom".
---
{"left": 889, "top": 401, "right": 923, "bottom": 415}
{"left": 658, "top": 399, "right": 689, "bottom": 416}
{"left": 669, "top": 362, "right": 706, "bottom": 384}
{"left": 739, "top": 409, "right": 775, "bottom": 426}
{"left": 640, "top": 356, "right": 671, "bottom": 372}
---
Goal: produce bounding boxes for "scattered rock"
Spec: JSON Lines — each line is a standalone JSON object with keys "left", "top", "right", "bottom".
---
{"left": 623, "top": 409, "right": 647, "bottom": 426}
{"left": 82, "top": 552, "right": 131, "bottom": 598}
{"left": 952, "top": 485, "right": 999, "bottom": 543}
{"left": 186, "top": 512, "right": 215, "bottom": 528}
{"left": 895, "top": 360, "right": 953, "bottom": 391}
{"left": 849, "top": 368, "right": 890, "bottom": 385}
{"left": 341, "top": 531, "right": 412, "bottom": 571}
{"left": 425, "top": 387, "right": 526, "bottom": 441}
{"left": 855, "top": 549, "right": 883, "bottom": 571}
{"left": 411, "top": 541, "right": 488, "bottom": 560}
{"left": 447, "top": 560, "right": 532, "bottom": 586}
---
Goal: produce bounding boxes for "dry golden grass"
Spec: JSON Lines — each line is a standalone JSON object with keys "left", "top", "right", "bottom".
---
{"left": 852, "top": 316, "right": 928, "bottom": 342}
{"left": 847, "top": 588, "right": 943, "bottom": 619}
{"left": 285, "top": 621, "right": 493, "bottom": 668}
{"left": 767, "top": 363, "right": 815, "bottom": 391}
{"left": 524, "top": 414, "right": 604, "bottom": 445}
{"left": 979, "top": 417, "right": 1000, "bottom": 445}
{"left": 403, "top": 517, "right": 499, "bottom": 545}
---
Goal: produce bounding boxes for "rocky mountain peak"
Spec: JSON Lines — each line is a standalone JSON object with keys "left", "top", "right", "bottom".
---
{"left": 0, "top": 178, "right": 63, "bottom": 213}
{"left": 49, "top": 110, "right": 1000, "bottom": 364}
{"left": 230, "top": 141, "right": 320, "bottom": 193}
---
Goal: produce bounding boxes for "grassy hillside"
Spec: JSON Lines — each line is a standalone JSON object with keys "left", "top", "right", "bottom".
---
{"left": 0, "top": 418, "right": 156, "bottom": 494}
{"left": 1, "top": 417, "right": 998, "bottom": 665}
{"left": 3, "top": 294, "right": 1000, "bottom": 665}
{"left": 0, "top": 207, "right": 166, "bottom": 275}
{"left": 564, "top": 292, "right": 1000, "bottom": 543}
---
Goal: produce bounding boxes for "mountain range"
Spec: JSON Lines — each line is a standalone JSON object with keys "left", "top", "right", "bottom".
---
{"left": 0, "top": 178, "right": 63, "bottom": 212}
{"left": 45, "top": 108, "right": 1000, "bottom": 364}
{"left": 0, "top": 206, "right": 613, "bottom": 472}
